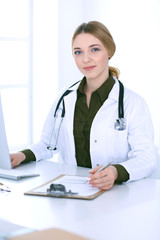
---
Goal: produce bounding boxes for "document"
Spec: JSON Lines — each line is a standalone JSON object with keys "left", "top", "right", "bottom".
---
{"left": 34, "top": 175, "right": 99, "bottom": 196}
{"left": 25, "top": 174, "right": 105, "bottom": 200}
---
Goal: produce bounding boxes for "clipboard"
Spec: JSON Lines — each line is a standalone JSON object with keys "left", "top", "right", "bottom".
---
{"left": 24, "top": 174, "right": 105, "bottom": 200}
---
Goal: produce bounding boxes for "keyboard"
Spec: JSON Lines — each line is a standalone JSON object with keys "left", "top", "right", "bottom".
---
{"left": 0, "top": 168, "right": 40, "bottom": 180}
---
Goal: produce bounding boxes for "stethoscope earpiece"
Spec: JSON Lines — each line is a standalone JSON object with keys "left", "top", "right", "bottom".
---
{"left": 47, "top": 146, "right": 57, "bottom": 150}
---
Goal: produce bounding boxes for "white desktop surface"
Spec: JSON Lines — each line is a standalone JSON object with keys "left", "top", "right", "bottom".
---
{"left": 0, "top": 160, "right": 160, "bottom": 240}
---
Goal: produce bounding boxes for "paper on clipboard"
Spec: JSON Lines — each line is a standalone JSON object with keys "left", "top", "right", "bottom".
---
{"left": 24, "top": 174, "right": 105, "bottom": 200}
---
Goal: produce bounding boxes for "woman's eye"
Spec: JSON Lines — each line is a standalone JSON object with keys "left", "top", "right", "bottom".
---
{"left": 74, "top": 50, "right": 81, "bottom": 55}
{"left": 91, "top": 48, "right": 100, "bottom": 52}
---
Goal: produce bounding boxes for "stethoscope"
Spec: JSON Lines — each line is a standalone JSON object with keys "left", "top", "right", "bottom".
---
{"left": 47, "top": 80, "right": 126, "bottom": 151}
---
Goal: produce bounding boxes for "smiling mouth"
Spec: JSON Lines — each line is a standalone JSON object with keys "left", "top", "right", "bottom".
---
{"left": 83, "top": 66, "right": 96, "bottom": 71}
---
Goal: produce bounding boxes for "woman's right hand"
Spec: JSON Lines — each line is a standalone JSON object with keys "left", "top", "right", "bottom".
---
{"left": 10, "top": 152, "right": 26, "bottom": 168}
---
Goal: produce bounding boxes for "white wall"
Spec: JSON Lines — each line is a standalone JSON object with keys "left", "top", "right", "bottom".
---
{"left": 57, "top": 0, "right": 85, "bottom": 89}
{"left": 33, "top": 0, "right": 58, "bottom": 141}
{"left": 57, "top": 0, "right": 160, "bottom": 147}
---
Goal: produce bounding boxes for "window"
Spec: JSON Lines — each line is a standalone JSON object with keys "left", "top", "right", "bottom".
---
{"left": 0, "top": 0, "right": 33, "bottom": 151}
{"left": 0, "top": 0, "right": 58, "bottom": 151}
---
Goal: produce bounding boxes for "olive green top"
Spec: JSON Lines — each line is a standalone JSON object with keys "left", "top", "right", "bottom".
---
{"left": 73, "top": 75, "right": 129, "bottom": 183}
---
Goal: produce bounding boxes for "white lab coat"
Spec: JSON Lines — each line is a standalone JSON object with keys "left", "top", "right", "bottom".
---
{"left": 30, "top": 79, "right": 157, "bottom": 182}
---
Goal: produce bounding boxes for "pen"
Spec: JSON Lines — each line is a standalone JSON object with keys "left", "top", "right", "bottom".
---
{"left": 85, "top": 162, "right": 112, "bottom": 183}
{"left": 0, "top": 182, "right": 11, "bottom": 192}
{"left": 95, "top": 161, "right": 112, "bottom": 173}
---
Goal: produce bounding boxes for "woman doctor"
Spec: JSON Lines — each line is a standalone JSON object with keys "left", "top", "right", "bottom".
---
{"left": 10, "top": 21, "right": 156, "bottom": 190}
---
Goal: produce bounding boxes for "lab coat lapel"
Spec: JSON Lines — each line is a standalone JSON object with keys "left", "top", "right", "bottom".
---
{"left": 63, "top": 89, "right": 77, "bottom": 157}
{"left": 108, "top": 78, "right": 119, "bottom": 102}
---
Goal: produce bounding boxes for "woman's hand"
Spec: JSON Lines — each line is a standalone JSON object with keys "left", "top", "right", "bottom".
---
{"left": 10, "top": 152, "right": 26, "bottom": 168}
{"left": 88, "top": 165, "right": 118, "bottom": 190}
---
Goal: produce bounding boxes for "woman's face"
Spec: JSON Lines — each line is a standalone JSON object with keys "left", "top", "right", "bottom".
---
{"left": 72, "top": 33, "right": 110, "bottom": 82}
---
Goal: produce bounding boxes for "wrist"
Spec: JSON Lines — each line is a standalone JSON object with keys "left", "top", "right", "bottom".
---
{"left": 113, "top": 164, "right": 130, "bottom": 183}
{"left": 109, "top": 165, "right": 118, "bottom": 181}
{"left": 18, "top": 152, "right": 26, "bottom": 162}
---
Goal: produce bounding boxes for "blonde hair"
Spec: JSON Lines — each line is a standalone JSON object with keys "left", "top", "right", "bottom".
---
{"left": 72, "top": 21, "right": 120, "bottom": 79}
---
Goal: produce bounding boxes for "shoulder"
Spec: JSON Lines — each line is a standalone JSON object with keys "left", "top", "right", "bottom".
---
{"left": 122, "top": 85, "right": 151, "bottom": 122}
{"left": 111, "top": 78, "right": 147, "bottom": 106}
{"left": 123, "top": 85, "right": 147, "bottom": 107}
{"left": 111, "top": 78, "right": 150, "bottom": 115}
{"left": 58, "top": 80, "right": 81, "bottom": 96}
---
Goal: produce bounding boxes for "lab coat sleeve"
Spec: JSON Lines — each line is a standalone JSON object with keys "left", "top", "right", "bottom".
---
{"left": 120, "top": 92, "right": 157, "bottom": 181}
{"left": 29, "top": 103, "right": 57, "bottom": 161}
{"left": 29, "top": 88, "right": 66, "bottom": 161}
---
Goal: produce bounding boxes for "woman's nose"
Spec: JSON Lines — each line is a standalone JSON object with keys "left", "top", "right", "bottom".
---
{"left": 82, "top": 52, "right": 91, "bottom": 63}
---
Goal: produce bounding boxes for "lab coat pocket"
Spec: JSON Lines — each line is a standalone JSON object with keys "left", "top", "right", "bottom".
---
{"left": 104, "top": 127, "right": 128, "bottom": 159}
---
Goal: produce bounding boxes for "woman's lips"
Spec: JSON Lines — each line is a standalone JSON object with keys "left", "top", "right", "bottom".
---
{"left": 83, "top": 66, "right": 96, "bottom": 71}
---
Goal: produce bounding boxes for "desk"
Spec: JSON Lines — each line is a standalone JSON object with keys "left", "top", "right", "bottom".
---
{"left": 0, "top": 160, "right": 160, "bottom": 240}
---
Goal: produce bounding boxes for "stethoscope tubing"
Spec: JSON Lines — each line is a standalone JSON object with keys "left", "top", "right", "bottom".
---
{"left": 118, "top": 80, "right": 124, "bottom": 119}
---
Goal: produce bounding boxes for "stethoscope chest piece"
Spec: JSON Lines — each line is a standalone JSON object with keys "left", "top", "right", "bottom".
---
{"left": 114, "top": 118, "right": 126, "bottom": 131}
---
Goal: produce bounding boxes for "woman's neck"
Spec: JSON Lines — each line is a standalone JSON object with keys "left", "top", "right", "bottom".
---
{"left": 84, "top": 70, "right": 109, "bottom": 107}
{"left": 85, "top": 71, "right": 109, "bottom": 95}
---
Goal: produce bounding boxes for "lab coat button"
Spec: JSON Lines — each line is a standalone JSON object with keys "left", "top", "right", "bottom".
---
{"left": 94, "top": 140, "right": 97, "bottom": 143}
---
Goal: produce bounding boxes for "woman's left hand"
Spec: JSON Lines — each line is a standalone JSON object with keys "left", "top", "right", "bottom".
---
{"left": 88, "top": 165, "right": 118, "bottom": 190}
